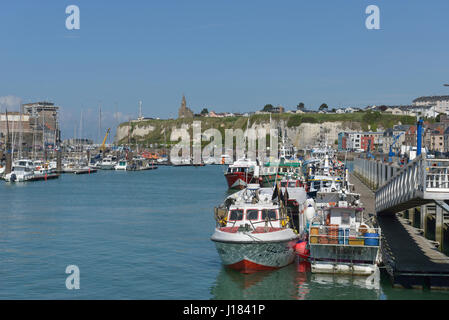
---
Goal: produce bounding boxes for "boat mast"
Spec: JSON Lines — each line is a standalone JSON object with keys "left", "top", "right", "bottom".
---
{"left": 5, "top": 109, "right": 12, "bottom": 173}
{"left": 98, "top": 102, "right": 102, "bottom": 145}
{"left": 32, "top": 115, "right": 35, "bottom": 160}
{"left": 42, "top": 110, "right": 45, "bottom": 160}
{"left": 18, "top": 109, "right": 23, "bottom": 159}
{"left": 10, "top": 115, "right": 16, "bottom": 161}
{"left": 79, "top": 108, "right": 83, "bottom": 156}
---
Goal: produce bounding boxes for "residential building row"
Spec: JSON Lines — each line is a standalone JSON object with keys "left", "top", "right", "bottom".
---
{"left": 338, "top": 114, "right": 449, "bottom": 154}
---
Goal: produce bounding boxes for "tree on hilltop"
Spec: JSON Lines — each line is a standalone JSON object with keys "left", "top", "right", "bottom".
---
{"left": 319, "top": 103, "right": 328, "bottom": 111}
{"left": 262, "top": 104, "right": 274, "bottom": 112}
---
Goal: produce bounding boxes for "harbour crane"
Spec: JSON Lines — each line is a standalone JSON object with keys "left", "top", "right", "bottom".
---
{"left": 388, "top": 132, "right": 404, "bottom": 163}
{"left": 100, "top": 128, "right": 111, "bottom": 152}
{"left": 366, "top": 138, "right": 375, "bottom": 159}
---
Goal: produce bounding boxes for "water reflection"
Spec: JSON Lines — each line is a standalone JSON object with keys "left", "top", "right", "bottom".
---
{"left": 211, "top": 258, "right": 383, "bottom": 300}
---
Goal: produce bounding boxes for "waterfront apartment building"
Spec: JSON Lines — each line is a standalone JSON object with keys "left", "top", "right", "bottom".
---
{"left": 427, "top": 127, "right": 445, "bottom": 153}
{"left": 413, "top": 96, "right": 449, "bottom": 114}
{"left": 0, "top": 112, "right": 33, "bottom": 149}
{"left": 0, "top": 101, "right": 60, "bottom": 151}
{"left": 382, "top": 125, "right": 409, "bottom": 154}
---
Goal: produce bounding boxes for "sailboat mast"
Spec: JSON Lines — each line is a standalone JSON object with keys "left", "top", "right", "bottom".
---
{"left": 19, "top": 110, "right": 23, "bottom": 159}
{"left": 42, "top": 111, "right": 45, "bottom": 159}
{"left": 98, "top": 102, "right": 102, "bottom": 145}
{"left": 5, "top": 109, "right": 12, "bottom": 174}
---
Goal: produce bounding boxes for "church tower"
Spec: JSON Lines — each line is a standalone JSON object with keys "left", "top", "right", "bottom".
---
{"left": 178, "top": 95, "right": 194, "bottom": 118}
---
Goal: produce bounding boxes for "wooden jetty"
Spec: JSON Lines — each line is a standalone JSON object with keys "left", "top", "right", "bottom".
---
{"left": 63, "top": 167, "right": 97, "bottom": 174}
{"left": 379, "top": 214, "right": 449, "bottom": 289}
{"left": 128, "top": 165, "right": 158, "bottom": 171}
{"left": 28, "top": 173, "right": 60, "bottom": 181}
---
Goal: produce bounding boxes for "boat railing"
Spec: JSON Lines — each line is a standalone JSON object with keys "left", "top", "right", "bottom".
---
{"left": 308, "top": 225, "right": 381, "bottom": 247}
{"left": 216, "top": 215, "right": 291, "bottom": 230}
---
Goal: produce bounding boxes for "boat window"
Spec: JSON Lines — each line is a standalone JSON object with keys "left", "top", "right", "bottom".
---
{"left": 288, "top": 182, "right": 296, "bottom": 187}
{"left": 246, "top": 210, "right": 259, "bottom": 221}
{"left": 281, "top": 182, "right": 287, "bottom": 187}
{"left": 262, "top": 209, "right": 277, "bottom": 220}
{"left": 229, "top": 210, "right": 244, "bottom": 221}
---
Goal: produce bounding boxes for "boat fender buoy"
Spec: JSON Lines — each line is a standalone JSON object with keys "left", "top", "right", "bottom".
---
{"left": 295, "top": 241, "right": 310, "bottom": 259}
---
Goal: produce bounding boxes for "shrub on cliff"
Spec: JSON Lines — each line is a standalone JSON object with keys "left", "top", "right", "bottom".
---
{"left": 287, "top": 115, "right": 302, "bottom": 127}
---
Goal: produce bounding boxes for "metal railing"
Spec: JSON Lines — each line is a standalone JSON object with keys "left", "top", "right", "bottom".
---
{"left": 353, "top": 155, "right": 449, "bottom": 214}
{"left": 375, "top": 155, "right": 449, "bottom": 213}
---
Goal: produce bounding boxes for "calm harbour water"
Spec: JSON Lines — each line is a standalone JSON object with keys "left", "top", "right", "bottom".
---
{"left": 1, "top": 165, "right": 449, "bottom": 300}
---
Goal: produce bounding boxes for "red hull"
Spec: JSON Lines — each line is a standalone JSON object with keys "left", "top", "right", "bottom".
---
{"left": 227, "top": 259, "right": 279, "bottom": 274}
{"left": 225, "top": 172, "right": 254, "bottom": 189}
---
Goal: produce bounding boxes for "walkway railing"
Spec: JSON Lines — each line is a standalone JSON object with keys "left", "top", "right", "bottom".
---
{"left": 354, "top": 155, "right": 449, "bottom": 214}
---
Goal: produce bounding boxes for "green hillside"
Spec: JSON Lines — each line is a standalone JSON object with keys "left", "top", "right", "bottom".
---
{"left": 117, "top": 111, "right": 416, "bottom": 145}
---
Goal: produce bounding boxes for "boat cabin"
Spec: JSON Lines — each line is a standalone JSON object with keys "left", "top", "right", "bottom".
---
{"left": 280, "top": 179, "right": 303, "bottom": 188}
{"left": 226, "top": 166, "right": 252, "bottom": 174}
{"left": 326, "top": 205, "right": 363, "bottom": 228}
{"left": 226, "top": 205, "right": 280, "bottom": 228}
{"left": 307, "top": 176, "right": 342, "bottom": 193}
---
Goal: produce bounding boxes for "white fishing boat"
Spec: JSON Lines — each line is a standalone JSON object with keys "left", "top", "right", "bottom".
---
{"left": 114, "top": 160, "right": 128, "bottom": 170}
{"left": 211, "top": 184, "right": 300, "bottom": 273}
{"left": 305, "top": 202, "right": 382, "bottom": 275}
{"left": 99, "top": 156, "right": 117, "bottom": 170}
{"left": 171, "top": 157, "right": 192, "bottom": 166}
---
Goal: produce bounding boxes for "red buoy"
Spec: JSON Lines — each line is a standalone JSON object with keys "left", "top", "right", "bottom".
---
{"left": 295, "top": 241, "right": 310, "bottom": 260}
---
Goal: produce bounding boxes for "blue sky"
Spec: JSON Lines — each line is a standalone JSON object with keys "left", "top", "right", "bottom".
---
{"left": 0, "top": 0, "right": 448, "bottom": 140}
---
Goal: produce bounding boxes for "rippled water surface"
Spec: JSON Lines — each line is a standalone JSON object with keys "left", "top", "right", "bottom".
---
{"left": 1, "top": 166, "right": 449, "bottom": 299}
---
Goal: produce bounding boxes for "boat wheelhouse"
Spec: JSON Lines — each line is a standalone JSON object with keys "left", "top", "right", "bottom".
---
{"left": 259, "top": 160, "right": 303, "bottom": 188}
{"left": 115, "top": 160, "right": 128, "bottom": 170}
{"left": 306, "top": 175, "right": 342, "bottom": 198}
{"left": 99, "top": 156, "right": 117, "bottom": 170}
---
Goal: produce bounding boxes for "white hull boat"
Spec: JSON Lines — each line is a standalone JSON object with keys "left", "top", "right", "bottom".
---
{"left": 211, "top": 184, "right": 300, "bottom": 273}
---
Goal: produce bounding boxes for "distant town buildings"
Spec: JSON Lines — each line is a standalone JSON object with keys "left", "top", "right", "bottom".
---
{"left": 413, "top": 96, "right": 449, "bottom": 114}
{"left": 338, "top": 131, "right": 383, "bottom": 152}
